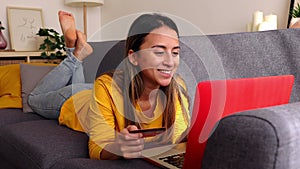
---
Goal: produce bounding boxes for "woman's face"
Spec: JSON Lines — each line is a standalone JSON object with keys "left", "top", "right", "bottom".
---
{"left": 130, "top": 26, "right": 180, "bottom": 89}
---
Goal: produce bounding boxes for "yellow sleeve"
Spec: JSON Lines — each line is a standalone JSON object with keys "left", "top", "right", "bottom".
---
{"left": 87, "top": 75, "right": 122, "bottom": 160}
{"left": 88, "top": 140, "right": 102, "bottom": 160}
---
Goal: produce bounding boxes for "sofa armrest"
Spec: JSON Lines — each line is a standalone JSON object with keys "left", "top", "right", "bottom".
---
{"left": 202, "top": 102, "right": 300, "bottom": 169}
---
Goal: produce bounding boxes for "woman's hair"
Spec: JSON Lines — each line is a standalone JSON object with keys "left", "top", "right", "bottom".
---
{"left": 125, "top": 13, "right": 179, "bottom": 54}
{"left": 113, "top": 13, "right": 189, "bottom": 142}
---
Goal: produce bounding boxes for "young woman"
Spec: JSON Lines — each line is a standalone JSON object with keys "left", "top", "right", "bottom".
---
{"left": 87, "top": 13, "right": 190, "bottom": 160}
{"left": 28, "top": 11, "right": 190, "bottom": 160}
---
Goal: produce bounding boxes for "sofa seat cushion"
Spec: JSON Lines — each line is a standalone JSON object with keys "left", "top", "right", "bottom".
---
{"left": 0, "top": 120, "right": 88, "bottom": 169}
{"left": 51, "top": 158, "right": 160, "bottom": 169}
{"left": 0, "top": 108, "right": 44, "bottom": 127}
{"left": 0, "top": 155, "right": 16, "bottom": 169}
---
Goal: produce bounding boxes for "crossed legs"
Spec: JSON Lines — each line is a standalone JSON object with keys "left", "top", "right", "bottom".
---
{"left": 28, "top": 11, "right": 93, "bottom": 119}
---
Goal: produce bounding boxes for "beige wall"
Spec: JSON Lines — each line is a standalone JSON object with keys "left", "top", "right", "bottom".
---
{"left": 0, "top": 0, "right": 292, "bottom": 45}
{"left": 99, "top": 0, "right": 291, "bottom": 40}
{"left": 0, "top": 0, "right": 102, "bottom": 49}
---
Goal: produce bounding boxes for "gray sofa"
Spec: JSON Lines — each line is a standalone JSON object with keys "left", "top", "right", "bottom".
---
{"left": 0, "top": 28, "right": 300, "bottom": 169}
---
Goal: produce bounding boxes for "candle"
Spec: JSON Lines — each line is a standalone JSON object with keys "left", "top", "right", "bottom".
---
{"left": 258, "top": 21, "right": 272, "bottom": 31}
{"left": 264, "top": 14, "right": 277, "bottom": 30}
{"left": 252, "top": 11, "right": 264, "bottom": 31}
{"left": 246, "top": 22, "right": 252, "bottom": 32}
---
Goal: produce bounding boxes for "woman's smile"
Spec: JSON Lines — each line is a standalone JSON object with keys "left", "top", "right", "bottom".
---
{"left": 157, "top": 69, "right": 173, "bottom": 77}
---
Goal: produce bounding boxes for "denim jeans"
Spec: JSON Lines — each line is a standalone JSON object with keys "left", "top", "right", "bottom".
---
{"left": 28, "top": 48, "right": 93, "bottom": 119}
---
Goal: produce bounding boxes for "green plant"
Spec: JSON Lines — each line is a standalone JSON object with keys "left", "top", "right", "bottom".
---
{"left": 36, "top": 28, "right": 66, "bottom": 59}
{"left": 290, "top": 3, "right": 300, "bottom": 18}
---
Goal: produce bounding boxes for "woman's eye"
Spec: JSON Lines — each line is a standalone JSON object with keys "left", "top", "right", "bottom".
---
{"left": 172, "top": 51, "right": 179, "bottom": 56}
{"left": 154, "top": 51, "right": 165, "bottom": 56}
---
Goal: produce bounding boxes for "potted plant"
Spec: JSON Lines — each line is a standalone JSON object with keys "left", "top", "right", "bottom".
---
{"left": 36, "top": 28, "right": 66, "bottom": 59}
{"left": 289, "top": 2, "right": 300, "bottom": 28}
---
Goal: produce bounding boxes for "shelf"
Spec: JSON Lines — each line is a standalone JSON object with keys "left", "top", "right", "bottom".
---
{"left": 0, "top": 51, "right": 42, "bottom": 63}
{"left": 0, "top": 51, "right": 65, "bottom": 65}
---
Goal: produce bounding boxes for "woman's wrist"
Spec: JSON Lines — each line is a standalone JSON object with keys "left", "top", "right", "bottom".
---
{"left": 100, "top": 143, "right": 122, "bottom": 160}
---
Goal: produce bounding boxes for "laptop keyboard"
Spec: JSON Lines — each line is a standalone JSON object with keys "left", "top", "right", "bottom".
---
{"left": 159, "top": 152, "right": 185, "bottom": 169}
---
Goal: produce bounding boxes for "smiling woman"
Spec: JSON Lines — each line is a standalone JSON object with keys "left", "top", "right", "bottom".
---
{"left": 26, "top": 10, "right": 190, "bottom": 161}
{"left": 128, "top": 26, "right": 180, "bottom": 87}
{"left": 86, "top": 13, "right": 190, "bottom": 160}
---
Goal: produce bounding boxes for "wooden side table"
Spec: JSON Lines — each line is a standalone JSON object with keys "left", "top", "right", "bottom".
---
{"left": 0, "top": 51, "right": 65, "bottom": 65}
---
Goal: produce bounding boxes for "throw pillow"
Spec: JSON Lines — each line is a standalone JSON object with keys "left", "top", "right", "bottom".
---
{"left": 20, "top": 63, "right": 57, "bottom": 113}
{"left": 0, "top": 64, "right": 22, "bottom": 108}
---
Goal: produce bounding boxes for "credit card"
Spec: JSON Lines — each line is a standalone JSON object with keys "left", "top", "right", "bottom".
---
{"left": 129, "top": 127, "right": 166, "bottom": 137}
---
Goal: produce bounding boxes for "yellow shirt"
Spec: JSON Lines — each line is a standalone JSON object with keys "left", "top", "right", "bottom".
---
{"left": 59, "top": 74, "right": 190, "bottom": 160}
{"left": 59, "top": 89, "right": 91, "bottom": 132}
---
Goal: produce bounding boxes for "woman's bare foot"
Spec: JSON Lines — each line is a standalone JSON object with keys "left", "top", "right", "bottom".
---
{"left": 73, "top": 30, "right": 93, "bottom": 61}
{"left": 58, "top": 10, "right": 77, "bottom": 48}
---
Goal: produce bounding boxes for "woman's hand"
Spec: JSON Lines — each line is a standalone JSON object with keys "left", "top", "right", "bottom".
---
{"left": 100, "top": 125, "right": 144, "bottom": 160}
{"left": 117, "top": 125, "right": 144, "bottom": 159}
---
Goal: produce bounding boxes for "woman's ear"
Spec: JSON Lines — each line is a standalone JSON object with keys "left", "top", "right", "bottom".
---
{"left": 128, "top": 49, "right": 138, "bottom": 66}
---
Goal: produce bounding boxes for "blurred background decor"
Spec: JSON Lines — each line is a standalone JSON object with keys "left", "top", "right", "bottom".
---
{"left": 246, "top": 11, "right": 277, "bottom": 32}
{"left": 289, "top": 0, "right": 300, "bottom": 28}
{"left": 64, "top": 0, "right": 104, "bottom": 36}
{"left": 7, "top": 7, "right": 44, "bottom": 51}
{"left": 36, "top": 28, "right": 66, "bottom": 59}
{"left": 0, "top": 21, "right": 7, "bottom": 50}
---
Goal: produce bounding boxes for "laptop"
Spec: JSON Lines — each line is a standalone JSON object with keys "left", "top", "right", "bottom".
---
{"left": 141, "top": 75, "right": 294, "bottom": 169}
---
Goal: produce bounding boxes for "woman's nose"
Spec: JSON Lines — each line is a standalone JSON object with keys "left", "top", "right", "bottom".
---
{"left": 162, "top": 52, "right": 174, "bottom": 66}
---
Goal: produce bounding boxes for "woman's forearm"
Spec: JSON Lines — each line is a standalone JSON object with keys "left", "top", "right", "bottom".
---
{"left": 100, "top": 143, "right": 122, "bottom": 160}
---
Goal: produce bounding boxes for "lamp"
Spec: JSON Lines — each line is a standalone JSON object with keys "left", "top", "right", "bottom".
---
{"left": 65, "top": 0, "right": 104, "bottom": 36}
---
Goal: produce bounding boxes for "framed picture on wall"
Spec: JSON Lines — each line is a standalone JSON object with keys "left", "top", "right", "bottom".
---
{"left": 7, "top": 7, "right": 44, "bottom": 51}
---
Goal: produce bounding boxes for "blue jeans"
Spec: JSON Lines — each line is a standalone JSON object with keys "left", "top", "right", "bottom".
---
{"left": 28, "top": 48, "right": 93, "bottom": 119}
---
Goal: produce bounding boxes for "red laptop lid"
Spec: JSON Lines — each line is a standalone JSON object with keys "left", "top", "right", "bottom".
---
{"left": 183, "top": 75, "right": 294, "bottom": 169}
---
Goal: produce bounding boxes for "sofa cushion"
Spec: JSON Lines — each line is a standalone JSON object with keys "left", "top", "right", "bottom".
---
{"left": 202, "top": 102, "right": 300, "bottom": 169}
{"left": 83, "top": 40, "right": 126, "bottom": 83}
{"left": 204, "top": 29, "right": 300, "bottom": 102}
{"left": 0, "top": 108, "right": 43, "bottom": 127}
{"left": 0, "top": 64, "right": 22, "bottom": 108}
{"left": 0, "top": 120, "right": 88, "bottom": 169}
{"left": 0, "top": 155, "right": 15, "bottom": 169}
{"left": 51, "top": 158, "right": 160, "bottom": 169}
{"left": 88, "top": 29, "right": 300, "bottom": 105}
{"left": 20, "top": 63, "right": 56, "bottom": 113}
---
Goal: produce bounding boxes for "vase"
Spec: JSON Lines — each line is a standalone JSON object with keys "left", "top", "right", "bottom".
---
{"left": 289, "top": 18, "right": 300, "bottom": 28}
{"left": 0, "top": 30, "right": 7, "bottom": 50}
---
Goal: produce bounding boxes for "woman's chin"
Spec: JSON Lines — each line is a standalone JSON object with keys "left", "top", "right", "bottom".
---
{"left": 159, "top": 80, "right": 172, "bottom": 87}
